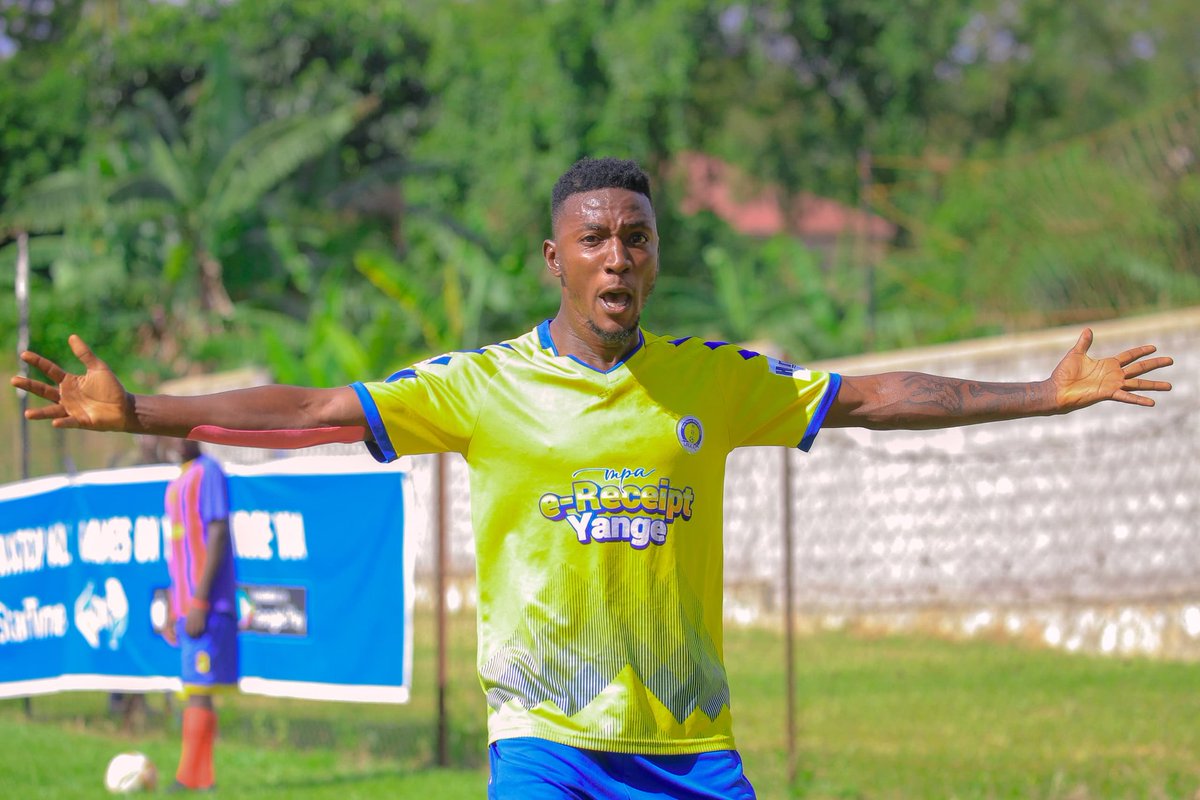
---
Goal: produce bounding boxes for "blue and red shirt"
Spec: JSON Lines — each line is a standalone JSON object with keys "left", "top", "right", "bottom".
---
{"left": 165, "top": 454, "right": 235, "bottom": 617}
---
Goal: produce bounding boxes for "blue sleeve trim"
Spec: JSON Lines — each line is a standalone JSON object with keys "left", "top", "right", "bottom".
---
{"left": 798, "top": 373, "right": 842, "bottom": 453}
{"left": 351, "top": 381, "right": 398, "bottom": 463}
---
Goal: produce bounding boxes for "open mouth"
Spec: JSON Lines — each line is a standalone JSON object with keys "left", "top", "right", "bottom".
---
{"left": 599, "top": 289, "right": 633, "bottom": 313}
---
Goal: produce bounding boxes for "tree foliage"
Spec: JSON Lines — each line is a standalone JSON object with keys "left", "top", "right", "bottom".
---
{"left": 1, "top": 0, "right": 1196, "bottom": 391}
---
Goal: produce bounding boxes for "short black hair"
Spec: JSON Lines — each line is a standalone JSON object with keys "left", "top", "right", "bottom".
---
{"left": 551, "top": 157, "right": 652, "bottom": 223}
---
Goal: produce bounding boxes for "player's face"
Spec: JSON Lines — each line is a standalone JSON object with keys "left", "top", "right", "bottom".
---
{"left": 545, "top": 188, "right": 659, "bottom": 351}
{"left": 159, "top": 436, "right": 200, "bottom": 464}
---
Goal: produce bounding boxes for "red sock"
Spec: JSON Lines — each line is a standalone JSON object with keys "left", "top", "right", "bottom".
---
{"left": 176, "top": 706, "right": 218, "bottom": 788}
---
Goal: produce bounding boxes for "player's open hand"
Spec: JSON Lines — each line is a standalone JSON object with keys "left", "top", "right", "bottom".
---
{"left": 1050, "top": 328, "right": 1173, "bottom": 411}
{"left": 10, "top": 335, "right": 133, "bottom": 432}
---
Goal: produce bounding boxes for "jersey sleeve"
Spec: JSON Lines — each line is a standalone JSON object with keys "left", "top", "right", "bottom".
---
{"left": 719, "top": 349, "right": 841, "bottom": 451}
{"left": 197, "top": 459, "right": 230, "bottom": 524}
{"left": 351, "top": 348, "right": 499, "bottom": 463}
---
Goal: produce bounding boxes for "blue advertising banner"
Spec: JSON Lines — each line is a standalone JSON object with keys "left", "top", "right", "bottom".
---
{"left": 0, "top": 456, "right": 413, "bottom": 703}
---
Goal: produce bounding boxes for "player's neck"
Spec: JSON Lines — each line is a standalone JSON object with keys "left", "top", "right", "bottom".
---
{"left": 547, "top": 316, "right": 640, "bottom": 371}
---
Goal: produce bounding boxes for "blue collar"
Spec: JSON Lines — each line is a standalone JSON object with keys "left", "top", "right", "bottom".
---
{"left": 536, "top": 319, "right": 645, "bottom": 374}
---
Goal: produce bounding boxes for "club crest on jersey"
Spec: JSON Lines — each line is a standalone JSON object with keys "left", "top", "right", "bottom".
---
{"left": 676, "top": 416, "right": 704, "bottom": 454}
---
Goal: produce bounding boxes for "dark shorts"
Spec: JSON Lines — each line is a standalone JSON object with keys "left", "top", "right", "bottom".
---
{"left": 487, "top": 737, "right": 756, "bottom": 799}
{"left": 178, "top": 612, "right": 239, "bottom": 691}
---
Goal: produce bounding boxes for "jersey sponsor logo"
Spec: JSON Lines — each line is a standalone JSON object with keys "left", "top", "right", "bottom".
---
{"left": 766, "top": 356, "right": 811, "bottom": 380}
{"left": 676, "top": 415, "right": 704, "bottom": 453}
{"left": 538, "top": 467, "right": 696, "bottom": 549}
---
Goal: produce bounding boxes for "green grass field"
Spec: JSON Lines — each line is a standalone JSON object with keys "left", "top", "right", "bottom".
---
{"left": 3, "top": 620, "right": 1199, "bottom": 799}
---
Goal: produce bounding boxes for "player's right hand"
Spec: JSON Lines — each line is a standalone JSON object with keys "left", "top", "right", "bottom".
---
{"left": 184, "top": 607, "right": 208, "bottom": 639}
{"left": 10, "top": 335, "right": 134, "bottom": 432}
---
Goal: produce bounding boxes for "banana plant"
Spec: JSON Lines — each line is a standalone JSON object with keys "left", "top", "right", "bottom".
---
{"left": 1, "top": 43, "right": 377, "bottom": 375}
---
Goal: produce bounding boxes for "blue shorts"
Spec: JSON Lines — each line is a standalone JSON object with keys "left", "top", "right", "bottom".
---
{"left": 178, "top": 612, "right": 239, "bottom": 691}
{"left": 487, "top": 737, "right": 756, "bottom": 799}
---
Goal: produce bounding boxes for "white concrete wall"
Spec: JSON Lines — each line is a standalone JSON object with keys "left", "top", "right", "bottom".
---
{"left": 723, "top": 308, "right": 1200, "bottom": 657}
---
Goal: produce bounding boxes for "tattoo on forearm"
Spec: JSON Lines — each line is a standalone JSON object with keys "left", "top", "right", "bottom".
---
{"left": 896, "top": 374, "right": 1036, "bottom": 421}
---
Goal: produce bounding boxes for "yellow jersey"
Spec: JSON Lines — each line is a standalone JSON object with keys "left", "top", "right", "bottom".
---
{"left": 353, "top": 321, "right": 840, "bottom": 754}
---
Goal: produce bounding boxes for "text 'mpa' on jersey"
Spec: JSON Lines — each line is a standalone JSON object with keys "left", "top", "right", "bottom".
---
{"left": 352, "top": 322, "right": 841, "bottom": 755}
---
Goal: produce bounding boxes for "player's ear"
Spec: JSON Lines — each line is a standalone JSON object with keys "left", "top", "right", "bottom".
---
{"left": 543, "top": 239, "right": 562, "bottom": 278}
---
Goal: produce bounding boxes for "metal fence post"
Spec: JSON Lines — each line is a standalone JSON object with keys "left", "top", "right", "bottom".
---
{"left": 781, "top": 446, "right": 797, "bottom": 784}
{"left": 435, "top": 451, "right": 449, "bottom": 766}
{"left": 16, "top": 231, "right": 33, "bottom": 719}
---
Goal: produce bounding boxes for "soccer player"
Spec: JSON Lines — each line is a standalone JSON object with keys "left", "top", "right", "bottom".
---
{"left": 12, "top": 158, "right": 1173, "bottom": 799}
{"left": 160, "top": 436, "right": 237, "bottom": 792}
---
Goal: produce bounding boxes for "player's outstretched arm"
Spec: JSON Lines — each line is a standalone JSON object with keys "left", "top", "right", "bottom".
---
{"left": 11, "top": 334, "right": 369, "bottom": 447}
{"left": 825, "top": 328, "right": 1173, "bottom": 431}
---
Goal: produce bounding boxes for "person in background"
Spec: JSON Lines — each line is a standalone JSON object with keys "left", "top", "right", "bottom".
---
{"left": 160, "top": 437, "right": 237, "bottom": 793}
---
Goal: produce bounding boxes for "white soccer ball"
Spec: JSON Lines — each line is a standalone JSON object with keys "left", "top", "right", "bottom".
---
{"left": 104, "top": 751, "right": 158, "bottom": 794}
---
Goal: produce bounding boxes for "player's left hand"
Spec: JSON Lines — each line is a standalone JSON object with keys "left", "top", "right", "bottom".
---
{"left": 185, "top": 607, "right": 208, "bottom": 639}
{"left": 1050, "top": 328, "right": 1172, "bottom": 411}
